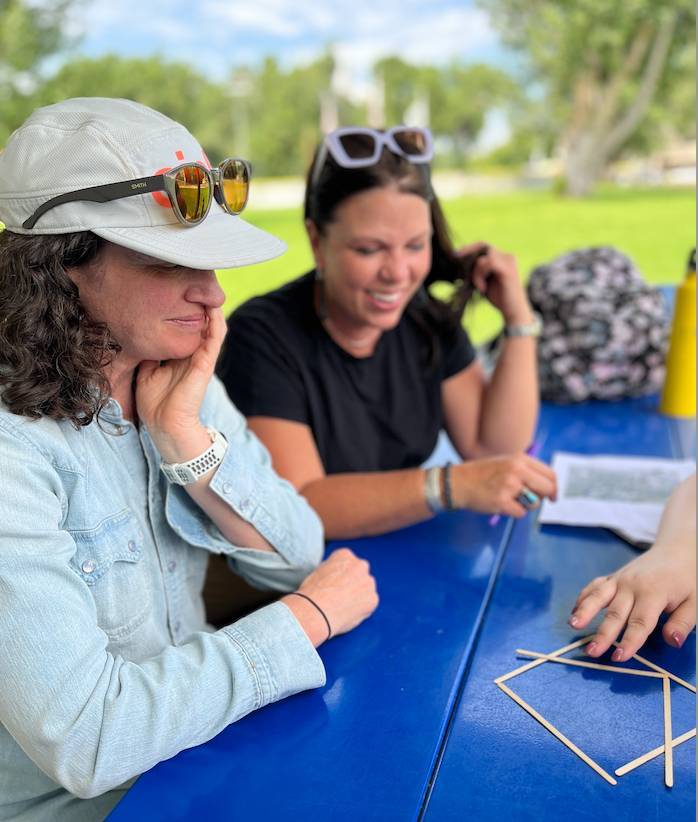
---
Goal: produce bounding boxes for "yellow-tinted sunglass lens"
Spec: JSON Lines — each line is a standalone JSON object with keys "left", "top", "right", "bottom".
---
{"left": 174, "top": 166, "right": 211, "bottom": 223}
{"left": 221, "top": 160, "right": 250, "bottom": 214}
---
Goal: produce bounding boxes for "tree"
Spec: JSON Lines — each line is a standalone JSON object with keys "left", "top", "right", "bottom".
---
{"left": 0, "top": 0, "right": 77, "bottom": 144}
{"left": 31, "top": 55, "right": 234, "bottom": 161}
{"left": 426, "top": 63, "right": 522, "bottom": 161}
{"left": 243, "top": 54, "right": 338, "bottom": 177}
{"left": 376, "top": 57, "right": 521, "bottom": 165}
{"left": 480, "top": 0, "right": 696, "bottom": 195}
{"left": 375, "top": 57, "right": 422, "bottom": 126}
{"left": 13, "top": 49, "right": 356, "bottom": 176}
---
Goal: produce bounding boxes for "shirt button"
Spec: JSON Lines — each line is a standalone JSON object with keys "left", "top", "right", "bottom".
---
{"left": 167, "top": 561, "right": 177, "bottom": 573}
{"left": 222, "top": 482, "right": 233, "bottom": 495}
{"left": 127, "top": 540, "right": 138, "bottom": 552}
{"left": 114, "top": 424, "right": 124, "bottom": 435}
{"left": 240, "top": 499, "right": 249, "bottom": 512}
{"left": 81, "top": 559, "right": 97, "bottom": 574}
{"left": 173, "top": 621, "right": 181, "bottom": 633}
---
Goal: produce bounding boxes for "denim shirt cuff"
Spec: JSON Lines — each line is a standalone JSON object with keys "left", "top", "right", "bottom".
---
{"left": 222, "top": 601, "right": 326, "bottom": 705}
{"left": 207, "top": 447, "right": 301, "bottom": 561}
{"left": 164, "top": 446, "right": 313, "bottom": 567}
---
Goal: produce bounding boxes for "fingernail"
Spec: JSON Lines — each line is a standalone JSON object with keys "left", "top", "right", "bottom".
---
{"left": 569, "top": 615, "right": 580, "bottom": 628}
{"left": 671, "top": 632, "right": 685, "bottom": 649}
{"left": 612, "top": 648, "right": 625, "bottom": 662}
{"left": 587, "top": 642, "right": 598, "bottom": 656}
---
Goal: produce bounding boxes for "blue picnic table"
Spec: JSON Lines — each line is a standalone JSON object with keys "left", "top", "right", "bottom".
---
{"left": 108, "top": 396, "right": 695, "bottom": 822}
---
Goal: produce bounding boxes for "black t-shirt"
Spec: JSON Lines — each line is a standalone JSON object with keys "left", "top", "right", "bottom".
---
{"left": 217, "top": 272, "right": 475, "bottom": 474}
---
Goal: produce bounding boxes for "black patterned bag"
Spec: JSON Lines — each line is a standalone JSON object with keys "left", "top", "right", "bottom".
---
{"left": 527, "top": 247, "right": 669, "bottom": 403}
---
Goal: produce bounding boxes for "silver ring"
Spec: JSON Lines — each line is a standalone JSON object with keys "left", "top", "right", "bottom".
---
{"left": 516, "top": 487, "right": 539, "bottom": 509}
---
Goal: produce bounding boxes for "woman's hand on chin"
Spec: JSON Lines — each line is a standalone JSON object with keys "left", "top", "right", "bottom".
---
{"left": 135, "top": 307, "right": 227, "bottom": 463}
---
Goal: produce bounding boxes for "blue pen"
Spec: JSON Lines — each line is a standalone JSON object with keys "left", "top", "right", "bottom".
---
{"left": 489, "top": 438, "right": 544, "bottom": 526}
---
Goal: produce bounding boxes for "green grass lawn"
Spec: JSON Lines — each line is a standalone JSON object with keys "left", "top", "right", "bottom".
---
{"left": 219, "top": 186, "right": 695, "bottom": 345}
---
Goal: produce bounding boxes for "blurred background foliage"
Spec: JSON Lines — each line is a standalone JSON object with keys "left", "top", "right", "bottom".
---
{"left": 1, "top": 0, "right": 694, "bottom": 192}
{"left": 0, "top": 0, "right": 694, "bottom": 341}
{"left": 219, "top": 186, "right": 695, "bottom": 345}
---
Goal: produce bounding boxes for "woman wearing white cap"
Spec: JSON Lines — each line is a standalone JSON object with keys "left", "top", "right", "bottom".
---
{"left": 0, "top": 98, "right": 378, "bottom": 819}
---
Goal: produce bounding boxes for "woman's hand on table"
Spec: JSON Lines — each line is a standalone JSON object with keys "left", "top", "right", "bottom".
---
{"left": 569, "top": 543, "right": 696, "bottom": 661}
{"left": 452, "top": 455, "right": 557, "bottom": 518}
{"left": 570, "top": 473, "right": 696, "bottom": 660}
{"left": 282, "top": 548, "right": 379, "bottom": 648}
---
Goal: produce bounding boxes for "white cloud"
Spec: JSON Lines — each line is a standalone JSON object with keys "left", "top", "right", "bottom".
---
{"left": 330, "top": 7, "right": 496, "bottom": 101}
{"left": 202, "top": 2, "right": 301, "bottom": 38}
{"left": 64, "top": 0, "right": 500, "bottom": 92}
{"left": 202, "top": 0, "right": 337, "bottom": 37}
{"left": 148, "top": 18, "right": 194, "bottom": 43}
{"left": 68, "top": 0, "right": 175, "bottom": 38}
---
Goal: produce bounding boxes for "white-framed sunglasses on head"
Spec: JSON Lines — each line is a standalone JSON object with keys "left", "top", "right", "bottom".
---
{"left": 311, "top": 126, "right": 434, "bottom": 190}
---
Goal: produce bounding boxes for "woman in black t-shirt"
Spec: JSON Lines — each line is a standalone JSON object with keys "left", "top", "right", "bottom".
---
{"left": 218, "top": 127, "right": 556, "bottom": 539}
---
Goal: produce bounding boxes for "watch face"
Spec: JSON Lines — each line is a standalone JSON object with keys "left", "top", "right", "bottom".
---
{"left": 160, "top": 428, "right": 227, "bottom": 485}
{"left": 175, "top": 465, "right": 198, "bottom": 484}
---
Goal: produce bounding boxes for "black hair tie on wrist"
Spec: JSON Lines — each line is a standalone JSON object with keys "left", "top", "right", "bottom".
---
{"left": 443, "top": 462, "right": 455, "bottom": 511}
{"left": 288, "top": 592, "right": 333, "bottom": 641}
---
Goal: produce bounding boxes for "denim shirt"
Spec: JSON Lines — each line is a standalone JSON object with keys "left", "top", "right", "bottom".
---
{"left": 0, "top": 376, "right": 326, "bottom": 821}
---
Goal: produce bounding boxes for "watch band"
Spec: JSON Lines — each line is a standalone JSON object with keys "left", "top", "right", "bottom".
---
{"left": 504, "top": 311, "right": 542, "bottom": 338}
{"left": 424, "top": 466, "right": 444, "bottom": 513}
{"left": 160, "top": 427, "right": 228, "bottom": 485}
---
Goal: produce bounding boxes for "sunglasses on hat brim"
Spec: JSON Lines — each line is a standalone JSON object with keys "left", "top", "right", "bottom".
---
{"left": 22, "top": 158, "right": 251, "bottom": 231}
{"left": 311, "top": 126, "right": 434, "bottom": 190}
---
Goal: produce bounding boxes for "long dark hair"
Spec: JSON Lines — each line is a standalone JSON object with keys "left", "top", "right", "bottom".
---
{"left": 0, "top": 230, "right": 120, "bottom": 426}
{"left": 304, "top": 132, "right": 480, "bottom": 365}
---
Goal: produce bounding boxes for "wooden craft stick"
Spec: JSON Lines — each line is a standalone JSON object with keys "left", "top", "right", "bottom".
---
{"left": 496, "top": 681, "right": 617, "bottom": 785}
{"left": 612, "top": 643, "right": 697, "bottom": 694}
{"left": 663, "top": 677, "right": 674, "bottom": 788}
{"left": 515, "top": 650, "right": 665, "bottom": 679}
{"left": 495, "top": 636, "right": 594, "bottom": 684}
{"left": 615, "top": 729, "right": 696, "bottom": 776}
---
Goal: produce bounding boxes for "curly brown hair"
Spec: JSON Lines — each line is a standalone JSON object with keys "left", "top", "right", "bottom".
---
{"left": 0, "top": 230, "right": 121, "bottom": 427}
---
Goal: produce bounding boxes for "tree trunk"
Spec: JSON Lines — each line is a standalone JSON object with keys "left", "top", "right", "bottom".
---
{"left": 560, "top": 11, "right": 678, "bottom": 196}
{"left": 564, "top": 144, "right": 609, "bottom": 197}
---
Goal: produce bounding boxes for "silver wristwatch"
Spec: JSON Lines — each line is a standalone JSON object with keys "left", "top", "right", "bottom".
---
{"left": 504, "top": 311, "right": 542, "bottom": 338}
{"left": 160, "top": 427, "right": 228, "bottom": 485}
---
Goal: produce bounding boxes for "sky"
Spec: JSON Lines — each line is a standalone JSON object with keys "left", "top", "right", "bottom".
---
{"left": 56, "top": 0, "right": 512, "bottom": 149}
{"left": 62, "top": 0, "right": 506, "bottom": 93}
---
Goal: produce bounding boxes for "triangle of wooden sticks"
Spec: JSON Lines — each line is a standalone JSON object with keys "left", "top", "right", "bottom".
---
{"left": 494, "top": 636, "right": 696, "bottom": 788}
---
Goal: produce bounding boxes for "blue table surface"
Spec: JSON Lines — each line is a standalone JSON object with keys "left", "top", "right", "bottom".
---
{"left": 423, "top": 398, "right": 696, "bottom": 822}
{"left": 109, "top": 397, "right": 695, "bottom": 822}
{"left": 108, "top": 490, "right": 514, "bottom": 821}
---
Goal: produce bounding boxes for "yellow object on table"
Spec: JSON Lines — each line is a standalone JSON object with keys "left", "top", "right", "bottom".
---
{"left": 660, "top": 254, "right": 696, "bottom": 418}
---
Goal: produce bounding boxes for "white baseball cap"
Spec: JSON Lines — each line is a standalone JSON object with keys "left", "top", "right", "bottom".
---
{"left": 0, "top": 97, "right": 286, "bottom": 269}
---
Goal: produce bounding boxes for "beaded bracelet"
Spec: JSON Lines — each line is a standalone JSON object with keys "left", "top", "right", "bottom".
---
{"left": 443, "top": 462, "right": 455, "bottom": 511}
